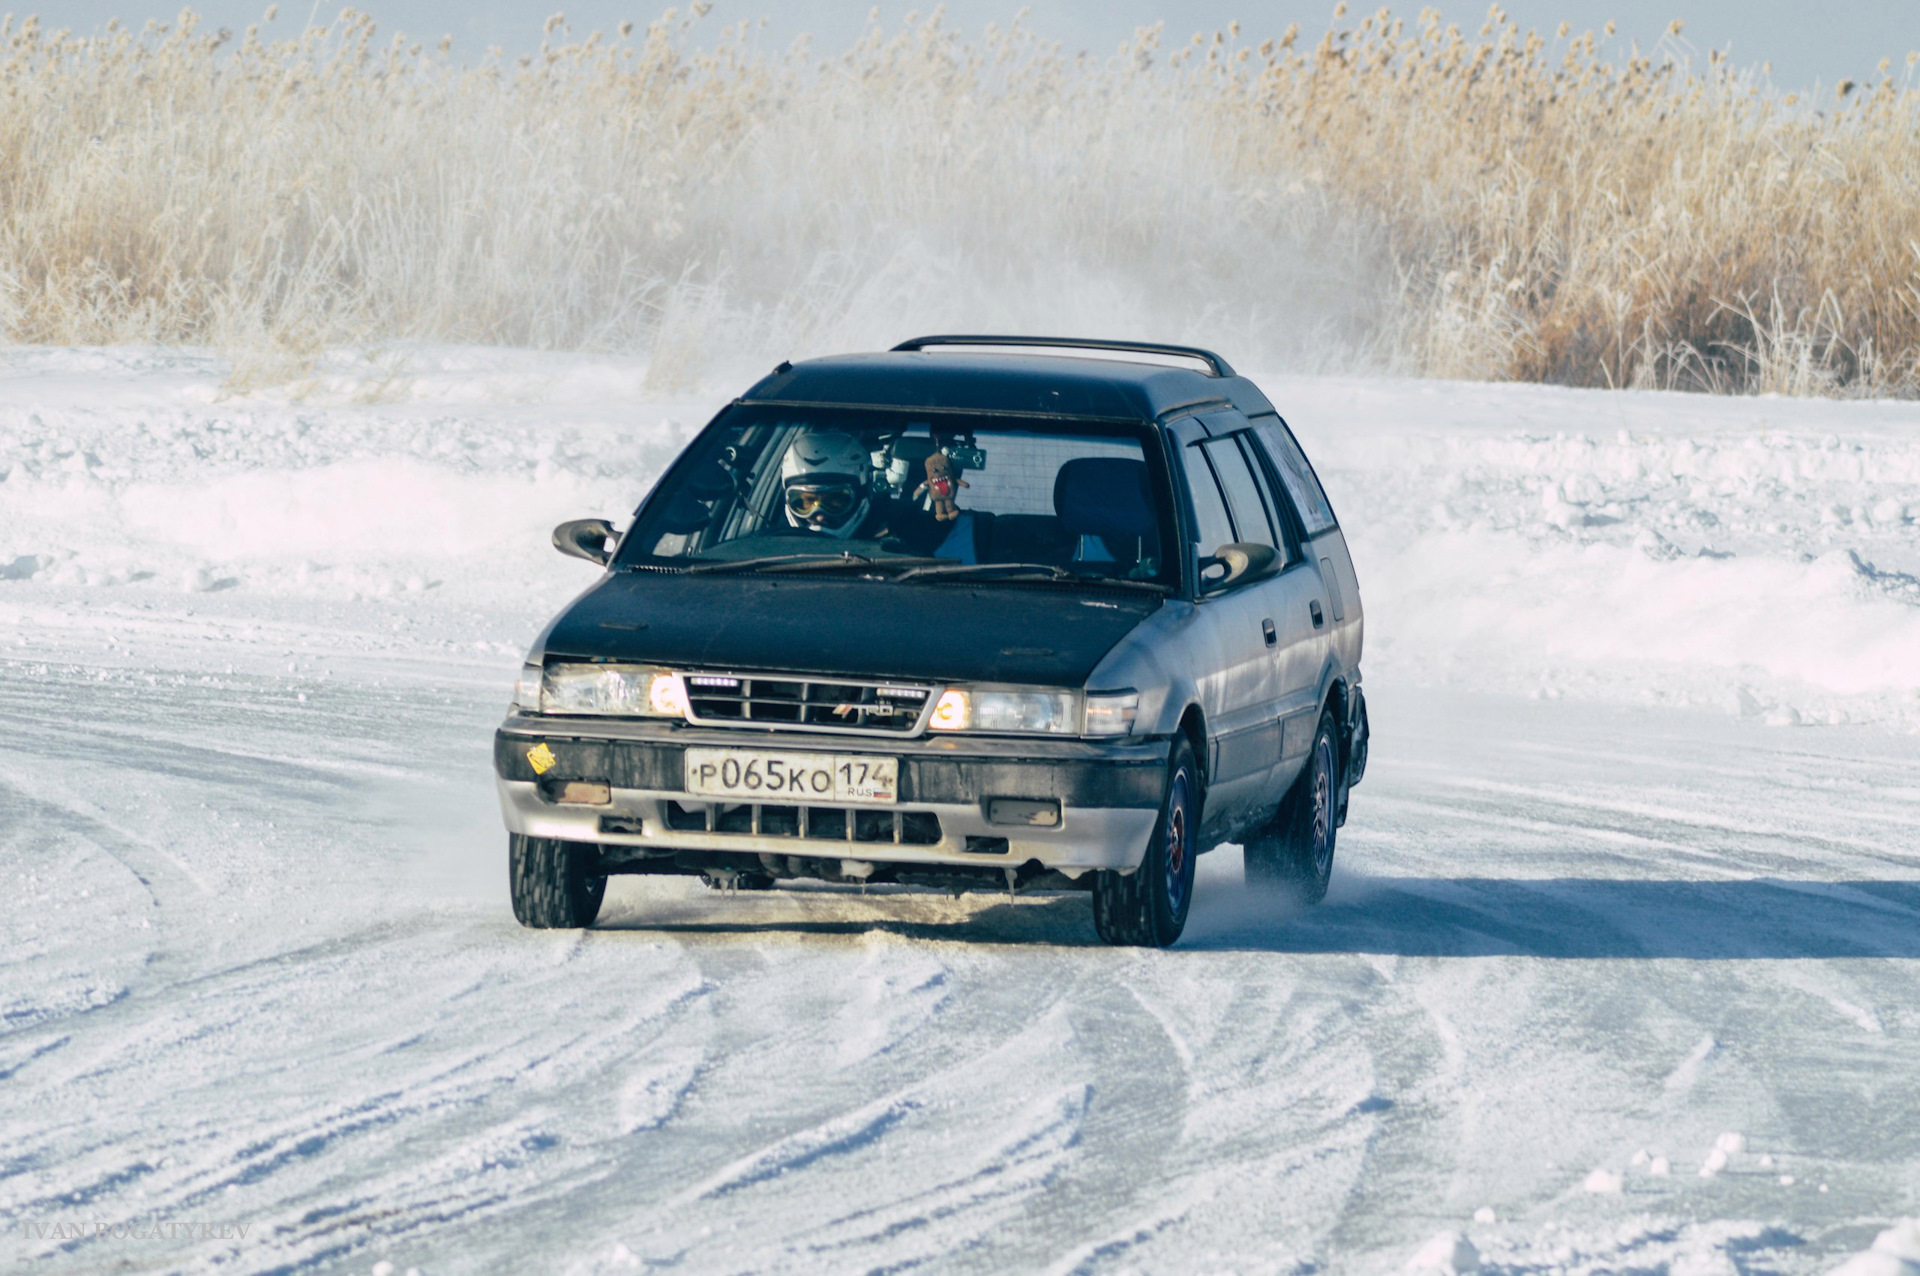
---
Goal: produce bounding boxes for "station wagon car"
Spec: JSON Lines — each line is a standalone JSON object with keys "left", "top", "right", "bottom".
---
{"left": 496, "top": 335, "right": 1367, "bottom": 946}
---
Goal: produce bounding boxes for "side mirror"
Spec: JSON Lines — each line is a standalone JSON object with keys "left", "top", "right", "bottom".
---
{"left": 1198, "top": 542, "right": 1280, "bottom": 593}
{"left": 553, "top": 518, "right": 616, "bottom": 566}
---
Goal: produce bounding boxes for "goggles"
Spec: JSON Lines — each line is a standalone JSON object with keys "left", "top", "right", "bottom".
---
{"left": 785, "top": 481, "right": 860, "bottom": 521}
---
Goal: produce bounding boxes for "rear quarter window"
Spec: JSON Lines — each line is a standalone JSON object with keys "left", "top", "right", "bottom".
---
{"left": 1249, "top": 419, "right": 1338, "bottom": 537}
{"left": 1201, "top": 436, "right": 1280, "bottom": 552}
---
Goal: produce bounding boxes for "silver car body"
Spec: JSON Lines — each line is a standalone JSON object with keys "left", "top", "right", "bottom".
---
{"left": 494, "top": 346, "right": 1365, "bottom": 883}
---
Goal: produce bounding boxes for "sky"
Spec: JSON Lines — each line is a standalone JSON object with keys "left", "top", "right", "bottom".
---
{"left": 21, "top": 0, "right": 1920, "bottom": 90}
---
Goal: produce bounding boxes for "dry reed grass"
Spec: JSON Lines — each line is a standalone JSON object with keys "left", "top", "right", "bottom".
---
{"left": 1231, "top": 4, "right": 1920, "bottom": 394}
{"left": 1, "top": 5, "right": 1916, "bottom": 394}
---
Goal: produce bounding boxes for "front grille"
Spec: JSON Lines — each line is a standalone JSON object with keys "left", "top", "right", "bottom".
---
{"left": 681, "top": 674, "right": 933, "bottom": 736}
{"left": 663, "top": 801, "right": 941, "bottom": 846}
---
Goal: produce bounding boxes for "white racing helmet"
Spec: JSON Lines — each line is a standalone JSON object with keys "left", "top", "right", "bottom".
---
{"left": 779, "top": 429, "right": 872, "bottom": 537}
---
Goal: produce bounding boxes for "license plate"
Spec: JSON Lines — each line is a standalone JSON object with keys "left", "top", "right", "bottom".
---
{"left": 683, "top": 748, "right": 898, "bottom": 805}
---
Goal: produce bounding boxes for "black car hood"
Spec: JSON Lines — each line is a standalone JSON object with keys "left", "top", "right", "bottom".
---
{"left": 539, "top": 571, "right": 1160, "bottom": 686}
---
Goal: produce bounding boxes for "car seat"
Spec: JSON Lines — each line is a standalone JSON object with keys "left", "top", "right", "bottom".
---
{"left": 1053, "top": 457, "right": 1159, "bottom": 574}
{"left": 979, "top": 513, "right": 1070, "bottom": 566}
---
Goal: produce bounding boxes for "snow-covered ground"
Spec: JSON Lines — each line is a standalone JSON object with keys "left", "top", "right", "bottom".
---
{"left": 2, "top": 347, "right": 1917, "bottom": 1274}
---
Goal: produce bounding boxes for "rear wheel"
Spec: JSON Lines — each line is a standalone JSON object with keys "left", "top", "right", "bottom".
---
{"left": 1093, "top": 737, "right": 1198, "bottom": 948}
{"left": 1244, "top": 708, "right": 1339, "bottom": 904}
{"left": 509, "top": 834, "right": 606, "bottom": 928}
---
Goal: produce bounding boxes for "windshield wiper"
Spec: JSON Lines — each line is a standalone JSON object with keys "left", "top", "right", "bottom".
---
{"left": 1068, "top": 575, "right": 1172, "bottom": 594}
{"left": 896, "top": 561, "right": 1073, "bottom": 582}
{"left": 681, "top": 553, "right": 870, "bottom": 575}
{"left": 681, "top": 553, "right": 959, "bottom": 576}
{"left": 894, "top": 562, "right": 1170, "bottom": 592}
{"left": 760, "top": 555, "right": 959, "bottom": 575}
{"left": 678, "top": 554, "right": 1165, "bottom": 591}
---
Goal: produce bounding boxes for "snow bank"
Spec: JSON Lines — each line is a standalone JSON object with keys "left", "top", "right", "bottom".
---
{"left": 1407, "top": 1230, "right": 1480, "bottom": 1273}
{"left": 1281, "top": 375, "right": 1920, "bottom": 729}
{"left": 0, "top": 347, "right": 705, "bottom": 607}
{"left": 4, "top": 348, "right": 1918, "bottom": 728}
{"left": 1830, "top": 1221, "right": 1920, "bottom": 1276}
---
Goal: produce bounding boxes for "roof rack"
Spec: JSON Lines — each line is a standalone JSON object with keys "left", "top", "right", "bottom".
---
{"left": 890, "top": 334, "right": 1236, "bottom": 378}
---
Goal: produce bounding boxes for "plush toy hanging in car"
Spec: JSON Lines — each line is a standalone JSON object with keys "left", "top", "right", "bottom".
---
{"left": 914, "top": 452, "right": 969, "bottom": 522}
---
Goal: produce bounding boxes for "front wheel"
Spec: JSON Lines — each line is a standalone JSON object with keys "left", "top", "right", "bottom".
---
{"left": 1093, "top": 737, "right": 1199, "bottom": 948}
{"left": 1244, "top": 708, "right": 1339, "bottom": 904}
{"left": 509, "top": 834, "right": 607, "bottom": 928}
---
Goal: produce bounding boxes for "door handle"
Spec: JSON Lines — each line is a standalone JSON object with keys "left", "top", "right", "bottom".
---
{"left": 1310, "top": 600, "right": 1325, "bottom": 628}
{"left": 1262, "top": 618, "right": 1277, "bottom": 647}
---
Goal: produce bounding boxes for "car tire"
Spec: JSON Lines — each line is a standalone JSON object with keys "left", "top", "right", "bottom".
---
{"left": 1244, "top": 707, "right": 1339, "bottom": 905}
{"left": 509, "top": 834, "right": 607, "bottom": 928}
{"left": 1092, "top": 736, "right": 1199, "bottom": 948}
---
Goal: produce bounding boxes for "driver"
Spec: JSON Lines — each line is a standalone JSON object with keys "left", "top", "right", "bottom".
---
{"left": 779, "top": 430, "right": 874, "bottom": 537}
{"left": 777, "top": 428, "right": 946, "bottom": 552}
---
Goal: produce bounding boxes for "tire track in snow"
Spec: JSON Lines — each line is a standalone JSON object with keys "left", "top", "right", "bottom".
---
{"left": 5, "top": 591, "right": 1919, "bottom": 1273}
{"left": 531, "top": 904, "right": 1193, "bottom": 1273}
{"left": 0, "top": 772, "right": 170, "bottom": 1042}
{"left": 954, "top": 958, "right": 1193, "bottom": 1274}
{"left": 3, "top": 890, "right": 717, "bottom": 1273}
{"left": 515, "top": 921, "right": 1099, "bottom": 1272}
{"left": 675, "top": 1094, "right": 929, "bottom": 1203}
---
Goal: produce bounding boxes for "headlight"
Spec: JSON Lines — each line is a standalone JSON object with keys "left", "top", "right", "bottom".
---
{"left": 1084, "top": 690, "right": 1139, "bottom": 737}
{"left": 540, "top": 663, "right": 686, "bottom": 717}
{"left": 929, "top": 687, "right": 971, "bottom": 731}
{"left": 513, "top": 662, "right": 544, "bottom": 710}
{"left": 928, "top": 686, "right": 1078, "bottom": 735}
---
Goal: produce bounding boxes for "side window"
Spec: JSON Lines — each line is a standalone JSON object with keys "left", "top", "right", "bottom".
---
{"left": 1181, "top": 442, "right": 1237, "bottom": 557}
{"left": 1201, "top": 436, "right": 1280, "bottom": 553}
{"left": 1233, "top": 434, "right": 1297, "bottom": 563}
{"left": 1249, "top": 419, "right": 1337, "bottom": 537}
{"left": 1233, "top": 434, "right": 1300, "bottom": 565}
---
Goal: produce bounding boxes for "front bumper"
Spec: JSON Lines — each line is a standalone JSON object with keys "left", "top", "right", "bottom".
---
{"left": 494, "top": 715, "right": 1170, "bottom": 877}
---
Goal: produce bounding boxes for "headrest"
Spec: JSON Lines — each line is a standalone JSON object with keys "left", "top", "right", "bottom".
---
{"left": 1053, "top": 457, "right": 1157, "bottom": 541}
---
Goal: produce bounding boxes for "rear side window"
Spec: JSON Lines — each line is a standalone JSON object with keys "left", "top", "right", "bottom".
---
{"left": 1250, "top": 419, "right": 1337, "bottom": 537}
{"left": 1181, "top": 443, "right": 1237, "bottom": 555}
{"left": 1201, "top": 436, "right": 1280, "bottom": 552}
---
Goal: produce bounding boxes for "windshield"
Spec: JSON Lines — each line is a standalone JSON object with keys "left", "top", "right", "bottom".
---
{"left": 617, "top": 407, "right": 1174, "bottom": 587}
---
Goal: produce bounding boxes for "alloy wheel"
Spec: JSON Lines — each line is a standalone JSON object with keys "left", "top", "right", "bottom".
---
{"left": 1163, "top": 769, "right": 1192, "bottom": 916}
